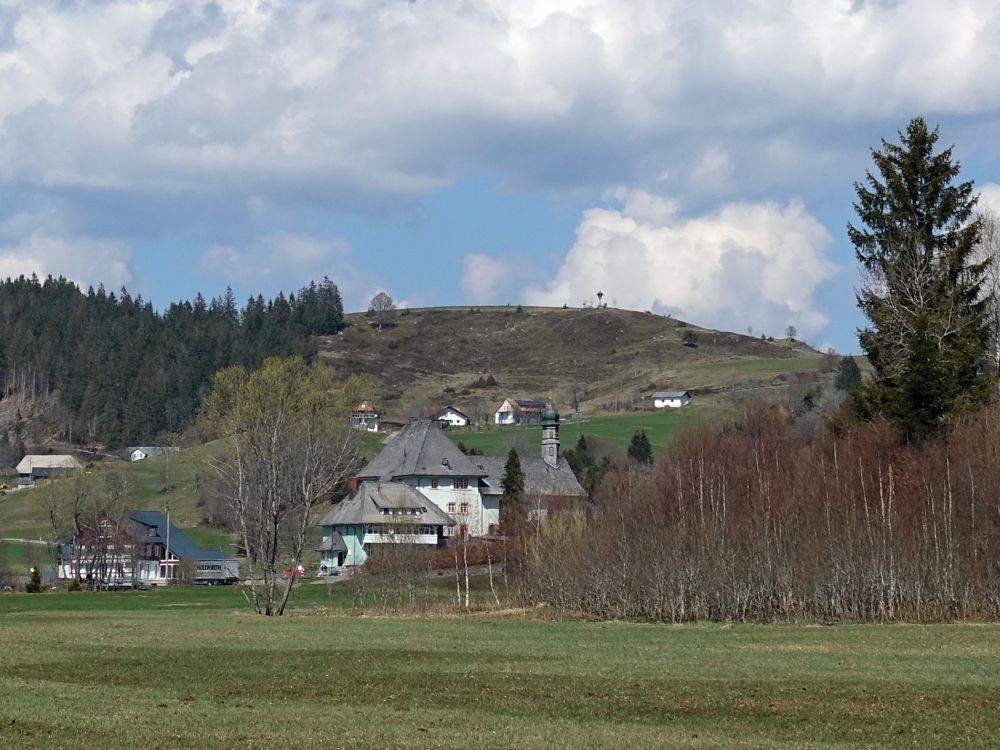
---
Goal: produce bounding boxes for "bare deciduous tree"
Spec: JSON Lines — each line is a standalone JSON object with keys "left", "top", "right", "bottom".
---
{"left": 367, "top": 291, "right": 397, "bottom": 332}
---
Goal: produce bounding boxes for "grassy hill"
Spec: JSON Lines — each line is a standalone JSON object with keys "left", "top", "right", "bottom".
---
{"left": 318, "top": 306, "right": 822, "bottom": 423}
{"left": 0, "top": 431, "right": 387, "bottom": 573}
{"left": 442, "top": 401, "right": 727, "bottom": 456}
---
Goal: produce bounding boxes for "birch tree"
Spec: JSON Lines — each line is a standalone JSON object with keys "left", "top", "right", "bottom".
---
{"left": 202, "top": 356, "right": 359, "bottom": 616}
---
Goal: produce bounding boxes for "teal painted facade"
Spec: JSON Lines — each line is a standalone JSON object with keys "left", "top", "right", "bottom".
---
{"left": 319, "top": 524, "right": 366, "bottom": 570}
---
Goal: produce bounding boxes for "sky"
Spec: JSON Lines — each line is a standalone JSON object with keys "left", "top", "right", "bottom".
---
{"left": 1, "top": 1, "right": 1000, "bottom": 353}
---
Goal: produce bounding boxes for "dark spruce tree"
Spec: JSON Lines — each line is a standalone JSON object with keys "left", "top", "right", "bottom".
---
{"left": 627, "top": 430, "right": 653, "bottom": 465}
{"left": 834, "top": 355, "right": 863, "bottom": 393}
{"left": 499, "top": 448, "right": 525, "bottom": 530}
{"left": 849, "top": 117, "right": 993, "bottom": 440}
{"left": 0, "top": 275, "right": 344, "bottom": 448}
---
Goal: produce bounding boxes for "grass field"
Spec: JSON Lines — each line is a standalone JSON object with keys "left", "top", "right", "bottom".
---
{"left": 0, "top": 587, "right": 998, "bottom": 749}
{"left": 444, "top": 400, "right": 727, "bottom": 456}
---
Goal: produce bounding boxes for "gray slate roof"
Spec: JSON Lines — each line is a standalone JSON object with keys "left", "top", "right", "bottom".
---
{"left": 317, "top": 531, "right": 348, "bottom": 553}
{"left": 358, "top": 419, "right": 487, "bottom": 480}
{"left": 653, "top": 391, "right": 690, "bottom": 399}
{"left": 319, "top": 481, "right": 454, "bottom": 528}
{"left": 475, "top": 456, "right": 586, "bottom": 498}
{"left": 16, "top": 455, "right": 82, "bottom": 475}
{"left": 129, "top": 510, "right": 233, "bottom": 561}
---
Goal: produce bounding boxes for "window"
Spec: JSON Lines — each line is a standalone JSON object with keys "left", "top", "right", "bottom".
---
{"left": 455, "top": 478, "right": 469, "bottom": 490}
{"left": 460, "top": 502, "right": 469, "bottom": 514}
{"left": 447, "top": 502, "right": 456, "bottom": 513}
{"left": 430, "top": 478, "right": 439, "bottom": 489}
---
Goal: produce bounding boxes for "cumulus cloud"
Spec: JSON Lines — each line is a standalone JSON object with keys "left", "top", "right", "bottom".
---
{"left": 197, "top": 232, "right": 379, "bottom": 310}
{"left": 523, "top": 190, "right": 838, "bottom": 337}
{"left": 0, "top": 211, "right": 136, "bottom": 289}
{"left": 0, "top": 234, "right": 135, "bottom": 290}
{"left": 0, "top": 1, "right": 998, "bottom": 200}
{"left": 461, "top": 253, "right": 543, "bottom": 306}
{"left": 978, "top": 182, "right": 1000, "bottom": 215}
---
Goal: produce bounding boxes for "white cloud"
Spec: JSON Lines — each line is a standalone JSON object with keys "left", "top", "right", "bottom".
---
{"left": 978, "top": 182, "right": 1000, "bottom": 215}
{"left": 0, "top": 233, "right": 135, "bottom": 290}
{"left": 523, "top": 189, "right": 838, "bottom": 337}
{"left": 461, "top": 253, "right": 542, "bottom": 306}
{"left": 461, "top": 254, "right": 508, "bottom": 306}
{"left": 197, "top": 232, "right": 379, "bottom": 310}
{"left": 0, "top": 1, "right": 998, "bottom": 199}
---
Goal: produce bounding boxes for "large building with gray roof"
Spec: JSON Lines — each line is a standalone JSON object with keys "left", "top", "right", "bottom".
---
{"left": 317, "top": 481, "right": 454, "bottom": 569}
{"left": 317, "top": 402, "right": 585, "bottom": 571}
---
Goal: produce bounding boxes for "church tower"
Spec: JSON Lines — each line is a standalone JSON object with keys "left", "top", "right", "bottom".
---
{"left": 541, "top": 399, "right": 560, "bottom": 468}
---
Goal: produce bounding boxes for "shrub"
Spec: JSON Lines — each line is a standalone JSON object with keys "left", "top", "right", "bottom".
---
{"left": 25, "top": 567, "right": 42, "bottom": 594}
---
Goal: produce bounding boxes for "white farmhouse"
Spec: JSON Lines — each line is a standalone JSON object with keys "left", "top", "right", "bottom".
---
{"left": 494, "top": 398, "right": 546, "bottom": 425}
{"left": 653, "top": 390, "right": 691, "bottom": 408}
{"left": 432, "top": 405, "right": 470, "bottom": 427}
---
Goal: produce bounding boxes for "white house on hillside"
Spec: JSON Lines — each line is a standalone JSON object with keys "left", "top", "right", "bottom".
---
{"left": 653, "top": 390, "right": 691, "bottom": 408}
{"left": 350, "top": 402, "right": 380, "bottom": 433}
{"left": 125, "top": 446, "right": 180, "bottom": 462}
{"left": 494, "top": 398, "right": 546, "bottom": 425}
{"left": 433, "top": 405, "right": 470, "bottom": 427}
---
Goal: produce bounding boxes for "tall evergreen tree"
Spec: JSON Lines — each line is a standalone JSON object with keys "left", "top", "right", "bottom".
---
{"left": 499, "top": 448, "right": 525, "bottom": 530}
{"left": 849, "top": 117, "right": 993, "bottom": 440}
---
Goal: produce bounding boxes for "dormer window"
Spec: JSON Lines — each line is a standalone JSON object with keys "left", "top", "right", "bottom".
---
{"left": 430, "top": 478, "right": 439, "bottom": 489}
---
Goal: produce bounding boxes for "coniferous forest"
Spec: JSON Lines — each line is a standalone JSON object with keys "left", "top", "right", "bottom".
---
{"left": 0, "top": 274, "right": 345, "bottom": 448}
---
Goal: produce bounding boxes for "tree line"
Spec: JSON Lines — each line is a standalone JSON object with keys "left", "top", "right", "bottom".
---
{"left": 0, "top": 275, "right": 344, "bottom": 449}
{"left": 510, "top": 404, "right": 1000, "bottom": 622}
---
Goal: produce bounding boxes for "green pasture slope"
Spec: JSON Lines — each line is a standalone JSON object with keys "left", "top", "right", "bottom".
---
{"left": 445, "top": 401, "right": 724, "bottom": 456}
{"left": 0, "top": 587, "right": 998, "bottom": 749}
{"left": 0, "top": 432, "right": 387, "bottom": 565}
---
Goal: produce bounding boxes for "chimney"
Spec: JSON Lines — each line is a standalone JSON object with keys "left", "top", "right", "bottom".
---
{"left": 347, "top": 476, "right": 359, "bottom": 493}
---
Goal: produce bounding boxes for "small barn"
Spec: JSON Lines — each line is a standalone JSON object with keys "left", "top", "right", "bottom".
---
{"left": 16, "top": 455, "right": 82, "bottom": 487}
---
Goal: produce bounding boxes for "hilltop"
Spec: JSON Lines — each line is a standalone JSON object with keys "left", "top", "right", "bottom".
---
{"left": 318, "top": 305, "right": 821, "bottom": 421}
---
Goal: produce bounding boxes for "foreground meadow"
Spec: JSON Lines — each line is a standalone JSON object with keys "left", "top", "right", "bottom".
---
{"left": 0, "top": 587, "right": 998, "bottom": 749}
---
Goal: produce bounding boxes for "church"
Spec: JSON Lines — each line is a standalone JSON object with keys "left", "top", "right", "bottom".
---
{"left": 317, "top": 400, "right": 585, "bottom": 570}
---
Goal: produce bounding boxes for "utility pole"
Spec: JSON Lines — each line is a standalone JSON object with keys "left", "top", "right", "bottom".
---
{"left": 165, "top": 503, "right": 171, "bottom": 584}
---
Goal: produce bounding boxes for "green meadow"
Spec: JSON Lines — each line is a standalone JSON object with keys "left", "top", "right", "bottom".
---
{"left": 0, "top": 587, "right": 997, "bottom": 749}
{"left": 444, "top": 401, "right": 724, "bottom": 456}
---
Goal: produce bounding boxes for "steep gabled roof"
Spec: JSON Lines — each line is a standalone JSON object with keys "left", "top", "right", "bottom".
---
{"left": 319, "top": 481, "right": 454, "bottom": 527}
{"left": 357, "top": 419, "right": 486, "bottom": 480}
{"left": 433, "top": 405, "right": 469, "bottom": 421}
{"left": 476, "top": 456, "right": 586, "bottom": 498}
{"left": 317, "top": 531, "right": 348, "bottom": 553}
{"left": 129, "top": 510, "right": 231, "bottom": 561}
{"left": 16, "top": 455, "right": 82, "bottom": 475}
